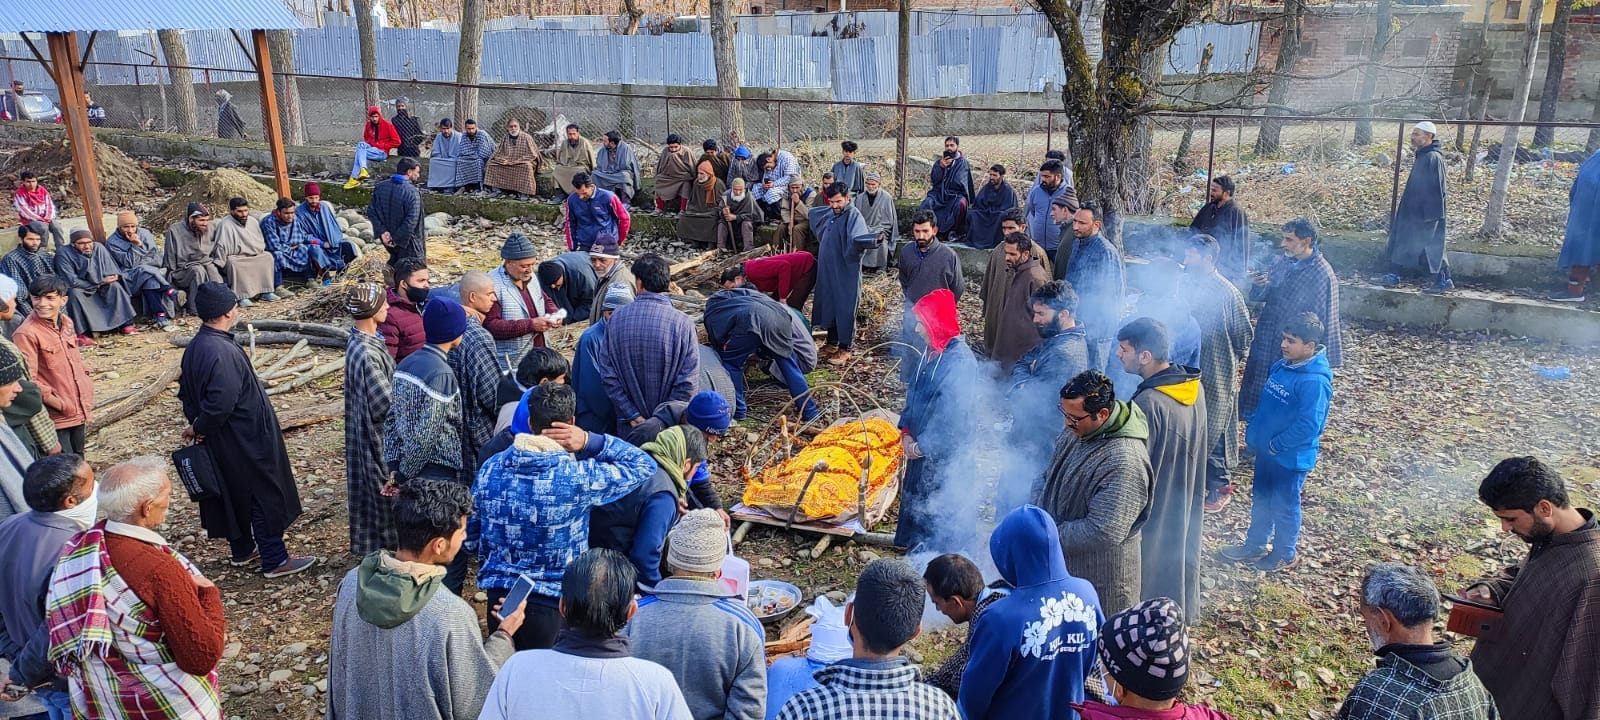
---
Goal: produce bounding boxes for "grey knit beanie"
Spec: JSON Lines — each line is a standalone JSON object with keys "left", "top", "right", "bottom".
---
{"left": 667, "top": 509, "right": 727, "bottom": 574}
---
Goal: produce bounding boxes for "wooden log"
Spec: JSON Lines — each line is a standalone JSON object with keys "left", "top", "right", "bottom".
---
{"left": 276, "top": 400, "right": 343, "bottom": 431}
{"left": 264, "top": 361, "right": 342, "bottom": 396}
{"left": 763, "top": 640, "right": 809, "bottom": 657}
{"left": 169, "top": 332, "right": 346, "bottom": 350}
{"left": 669, "top": 250, "right": 718, "bottom": 277}
{"left": 94, "top": 387, "right": 140, "bottom": 408}
{"left": 683, "top": 246, "right": 770, "bottom": 289}
{"left": 85, "top": 364, "right": 183, "bottom": 436}
{"left": 256, "top": 339, "right": 310, "bottom": 379}
{"left": 245, "top": 319, "right": 349, "bottom": 339}
{"left": 265, "top": 360, "right": 317, "bottom": 384}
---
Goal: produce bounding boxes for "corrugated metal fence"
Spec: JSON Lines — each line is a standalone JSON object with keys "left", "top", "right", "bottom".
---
{"left": 0, "top": 14, "right": 1258, "bottom": 101}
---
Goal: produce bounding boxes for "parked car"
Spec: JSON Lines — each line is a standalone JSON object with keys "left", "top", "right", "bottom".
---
{"left": 14, "top": 92, "right": 62, "bottom": 123}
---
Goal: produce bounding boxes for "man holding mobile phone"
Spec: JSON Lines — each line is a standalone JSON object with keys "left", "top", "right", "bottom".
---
{"left": 329, "top": 480, "right": 525, "bottom": 720}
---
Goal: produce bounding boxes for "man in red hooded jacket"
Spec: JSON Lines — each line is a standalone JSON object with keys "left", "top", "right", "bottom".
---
{"left": 345, "top": 106, "right": 402, "bottom": 190}
{"left": 896, "top": 288, "right": 980, "bottom": 551}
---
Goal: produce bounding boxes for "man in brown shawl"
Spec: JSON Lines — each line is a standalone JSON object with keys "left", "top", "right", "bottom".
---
{"left": 675, "top": 160, "right": 724, "bottom": 248}
{"left": 54, "top": 229, "right": 137, "bottom": 337}
{"left": 653, "top": 133, "right": 696, "bottom": 213}
{"left": 163, "top": 202, "right": 226, "bottom": 316}
{"left": 981, "top": 209, "right": 1052, "bottom": 354}
{"left": 990, "top": 232, "right": 1050, "bottom": 371}
{"left": 776, "top": 178, "right": 814, "bottom": 255}
{"left": 552, "top": 123, "right": 596, "bottom": 195}
{"left": 211, "top": 198, "right": 280, "bottom": 306}
{"left": 486, "top": 117, "right": 541, "bottom": 199}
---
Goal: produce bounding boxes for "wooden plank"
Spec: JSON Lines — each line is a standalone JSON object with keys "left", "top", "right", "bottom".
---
{"left": 253, "top": 29, "right": 291, "bottom": 198}
{"left": 49, "top": 33, "right": 105, "bottom": 240}
{"left": 729, "top": 510, "right": 858, "bottom": 538}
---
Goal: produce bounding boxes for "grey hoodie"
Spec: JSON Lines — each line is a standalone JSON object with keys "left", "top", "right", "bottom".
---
{"left": 625, "top": 577, "right": 768, "bottom": 720}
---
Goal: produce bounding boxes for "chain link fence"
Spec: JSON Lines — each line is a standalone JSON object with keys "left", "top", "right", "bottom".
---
{"left": 13, "top": 57, "right": 1598, "bottom": 251}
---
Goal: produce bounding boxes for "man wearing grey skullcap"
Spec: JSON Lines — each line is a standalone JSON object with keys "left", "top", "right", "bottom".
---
{"left": 162, "top": 203, "right": 226, "bottom": 315}
{"left": 343, "top": 283, "right": 396, "bottom": 554}
{"left": 484, "top": 233, "right": 560, "bottom": 371}
{"left": 626, "top": 508, "right": 765, "bottom": 720}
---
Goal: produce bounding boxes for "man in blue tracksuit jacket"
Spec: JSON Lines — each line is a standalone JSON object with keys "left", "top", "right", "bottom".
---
{"left": 1222, "top": 311, "right": 1334, "bottom": 573}
{"left": 960, "top": 504, "right": 1103, "bottom": 720}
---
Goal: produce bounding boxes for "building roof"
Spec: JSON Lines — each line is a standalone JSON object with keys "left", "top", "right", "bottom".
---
{"left": 4, "top": 0, "right": 301, "bottom": 33}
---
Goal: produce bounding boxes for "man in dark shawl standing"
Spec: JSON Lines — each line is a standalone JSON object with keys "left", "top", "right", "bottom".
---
{"left": 831, "top": 141, "right": 866, "bottom": 196}
{"left": 214, "top": 90, "right": 247, "bottom": 139}
{"left": 921, "top": 144, "right": 974, "bottom": 242}
{"left": 1116, "top": 318, "right": 1208, "bottom": 619}
{"left": 654, "top": 134, "right": 697, "bottom": 213}
{"left": 178, "top": 282, "right": 317, "bottom": 578}
{"left": 1383, "top": 121, "right": 1451, "bottom": 294}
{"left": 54, "top": 229, "right": 137, "bottom": 338}
{"left": 369, "top": 158, "right": 427, "bottom": 268}
{"left": 163, "top": 203, "right": 225, "bottom": 316}
{"left": 703, "top": 283, "right": 819, "bottom": 422}
{"left": 897, "top": 288, "right": 979, "bottom": 552}
{"left": 675, "top": 160, "right": 725, "bottom": 248}
{"left": 457, "top": 119, "right": 495, "bottom": 193}
{"left": 599, "top": 255, "right": 699, "bottom": 445}
{"left": 1064, "top": 202, "right": 1126, "bottom": 373}
{"left": 594, "top": 131, "right": 643, "bottom": 205}
{"left": 2, "top": 223, "right": 55, "bottom": 318}
{"left": 1553, "top": 150, "right": 1600, "bottom": 302}
{"left": 1189, "top": 175, "right": 1250, "bottom": 288}
{"left": 898, "top": 211, "right": 962, "bottom": 307}
{"left": 294, "top": 183, "right": 358, "bottom": 268}
{"left": 991, "top": 232, "right": 1051, "bottom": 372}
{"left": 261, "top": 198, "right": 343, "bottom": 287}
{"left": 390, "top": 97, "right": 424, "bottom": 159}
{"left": 343, "top": 284, "right": 396, "bottom": 555}
{"left": 717, "top": 178, "right": 762, "bottom": 253}
{"left": 853, "top": 173, "right": 897, "bottom": 273}
{"left": 967, "top": 164, "right": 1018, "bottom": 250}
{"left": 1025, "top": 160, "right": 1076, "bottom": 257}
{"left": 537, "top": 251, "right": 600, "bottom": 325}
{"left": 1183, "top": 235, "right": 1253, "bottom": 514}
{"left": 485, "top": 118, "right": 539, "bottom": 199}
{"left": 426, "top": 119, "right": 464, "bottom": 192}
{"left": 1037, "top": 369, "right": 1153, "bottom": 615}
{"left": 107, "top": 211, "right": 176, "bottom": 330}
{"left": 1241, "top": 218, "right": 1342, "bottom": 418}
{"left": 211, "top": 198, "right": 279, "bottom": 306}
{"left": 810, "top": 182, "right": 879, "bottom": 367}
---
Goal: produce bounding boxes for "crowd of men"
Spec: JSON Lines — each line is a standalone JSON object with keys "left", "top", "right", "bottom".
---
{"left": 0, "top": 115, "right": 1596, "bottom": 720}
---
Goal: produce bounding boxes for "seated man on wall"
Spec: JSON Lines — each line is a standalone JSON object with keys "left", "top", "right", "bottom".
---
{"left": 486, "top": 117, "right": 541, "bottom": 200}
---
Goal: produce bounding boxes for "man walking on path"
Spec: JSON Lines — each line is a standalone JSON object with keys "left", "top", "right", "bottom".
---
{"left": 810, "top": 182, "right": 878, "bottom": 366}
{"left": 1554, "top": 150, "right": 1600, "bottom": 302}
{"left": 1383, "top": 121, "right": 1451, "bottom": 294}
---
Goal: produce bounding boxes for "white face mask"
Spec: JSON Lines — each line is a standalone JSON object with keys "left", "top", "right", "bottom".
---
{"left": 58, "top": 489, "right": 99, "bottom": 529}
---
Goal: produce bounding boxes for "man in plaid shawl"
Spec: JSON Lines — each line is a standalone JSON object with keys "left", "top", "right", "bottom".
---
{"left": 1241, "top": 218, "right": 1341, "bottom": 418}
{"left": 344, "top": 284, "right": 396, "bottom": 555}
{"left": 1335, "top": 563, "right": 1494, "bottom": 720}
{"left": 453, "top": 271, "right": 507, "bottom": 474}
{"left": 776, "top": 558, "right": 959, "bottom": 720}
{"left": 1182, "top": 235, "right": 1253, "bottom": 513}
{"left": 41, "top": 458, "right": 227, "bottom": 720}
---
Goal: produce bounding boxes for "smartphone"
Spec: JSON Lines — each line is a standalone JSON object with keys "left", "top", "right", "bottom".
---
{"left": 498, "top": 575, "right": 534, "bottom": 621}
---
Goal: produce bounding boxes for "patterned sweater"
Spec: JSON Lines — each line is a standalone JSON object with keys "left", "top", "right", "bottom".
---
{"left": 383, "top": 345, "right": 463, "bottom": 482}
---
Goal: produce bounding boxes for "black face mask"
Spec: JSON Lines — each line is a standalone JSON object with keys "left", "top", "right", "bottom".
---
{"left": 404, "top": 286, "right": 430, "bottom": 305}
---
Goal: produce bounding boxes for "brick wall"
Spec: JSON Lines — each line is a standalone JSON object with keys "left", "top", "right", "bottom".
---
{"left": 1243, "top": 4, "right": 1466, "bottom": 114}
{"left": 1456, "top": 21, "right": 1600, "bottom": 105}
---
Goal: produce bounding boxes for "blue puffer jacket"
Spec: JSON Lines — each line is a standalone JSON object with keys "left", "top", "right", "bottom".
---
{"left": 1245, "top": 347, "right": 1334, "bottom": 472}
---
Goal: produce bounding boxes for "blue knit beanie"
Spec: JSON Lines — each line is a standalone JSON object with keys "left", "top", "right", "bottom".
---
{"left": 422, "top": 295, "right": 467, "bottom": 344}
{"left": 511, "top": 386, "right": 536, "bottom": 435}
{"left": 684, "top": 391, "right": 732, "bottom": 435}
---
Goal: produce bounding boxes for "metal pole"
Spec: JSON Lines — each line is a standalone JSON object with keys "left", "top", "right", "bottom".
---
{"left": 664, "top": 96, "right": 671, "bottom": 132}
{"left": 1207, "top": 116, "right": 1217, "bottom": 181}
{"left": 776, "top": 103, "right": 785, "bottom": 149}
{"left": 1046, "top": 109, "right": 1054, "bottom": 151}
{"left": 895, "top": 103, "right": 909, "bottom": 196}
{"left": 1389, "top": 120, "right": 1405, "bottom": 222}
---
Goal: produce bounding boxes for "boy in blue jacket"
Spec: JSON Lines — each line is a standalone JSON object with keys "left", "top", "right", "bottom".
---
{"left": 960, "top": 505, "right": 1103, "bottom": 720}
{"left": 1221, "top": 312, "right": 1334, "bottom": 572}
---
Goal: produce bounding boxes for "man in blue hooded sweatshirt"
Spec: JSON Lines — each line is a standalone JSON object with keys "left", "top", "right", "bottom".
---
{"left": 960, "top": 504, "right": 1103, "bottom": 720}
{"left": 1221, "top": 312, "right": 1334, "bottom": 573}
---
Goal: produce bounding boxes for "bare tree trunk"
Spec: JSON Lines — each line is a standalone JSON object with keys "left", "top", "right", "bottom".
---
{"left": 157, "top": 29, "right": 198, "bottom": 135}
{"left": 353, "top": 0, "right": 381, "bottom": 107}
{"left": 1173, "top": 43, "right": 1213, "bottom": 174}
{"left": 266, "top": 31, "right": 306, "bottom": 146}
{"left": 1465, "top": 80, "right": 1492, "bottom": 182}
{"left": 456, "top": 0, "right": 484, "bottom": 121}
{"left": 1354, "top": 0, "right": 1393, "bottom": 146}
{"left": 1533, "top": 0, "right": 1573, "bottom": 147}
{"left": 1482, "top": 0, "right": 1546, "bottom": 236}
{"left": 710, "top": 0, "right": 745, "bottom": 144}
{"left": 895, "top": 0, "right": 910, "bottom": 196}
{"left": 1256, "top": 0, "right": 1304, "bottom": 156}
{"left": 1588, "top": 74, "right": 1600, "bottom": 152}
{"left": 621, "top": 0, "right": 644, "bottom": 35}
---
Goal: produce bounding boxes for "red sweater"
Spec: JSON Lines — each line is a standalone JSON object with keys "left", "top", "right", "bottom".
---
{"left": 105, "top": 534, "right": 227, "bottom": 676}
{"left": 377, "top": 288, "right": 426, "bottom": 360}
{"left": 364, "top": 118, "right": 402, "bottom": 154}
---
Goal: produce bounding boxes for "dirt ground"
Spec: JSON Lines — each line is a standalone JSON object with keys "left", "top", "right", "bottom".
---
{"left": 60, "top": 194, "right": 1598, "bottom": 718}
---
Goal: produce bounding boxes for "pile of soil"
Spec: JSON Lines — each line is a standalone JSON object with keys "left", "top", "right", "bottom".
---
{"left": 148, "top": 169, "right": 280, "bottom": 231}
{"left": 0, "top": 140, "right": 155, "bottom": 217}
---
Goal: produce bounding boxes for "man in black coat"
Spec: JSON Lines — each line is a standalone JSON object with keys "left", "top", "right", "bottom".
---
{"left": 1384, "top": 121, "right": 1451, "bottom": 294}
{"left": 537, "top": 251, "right": 600, "bottom": 325}
{"left": 369, "top": 157, "right": 427, "bottom": 268}
{"left": 178, "top": 282, "right": 317, "bottom": 579}
{"left": 703, "top": 285, "right": 818, "bottom": 422}
{"left": 1189, "top": 175, "right": 1250, "bottom": 287}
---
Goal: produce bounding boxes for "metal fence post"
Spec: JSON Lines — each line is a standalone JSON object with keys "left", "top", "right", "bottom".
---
{"left": 776, "top": 103, "right": 784, "bottom": 149}
{"left": 1207, "top": 117, "right": 1217, "bottom": 181}
{"left": 896, "top": 103, "right": 909, "bottom": 197}
{"left": 1390, "top": 120, "right": 1405, "bottom": 223}
{"left": 1046, "top": 109, "right": 1054, "bottom": 150}
{"left": 665, "top": 96, "right": 671, "bottom": 131}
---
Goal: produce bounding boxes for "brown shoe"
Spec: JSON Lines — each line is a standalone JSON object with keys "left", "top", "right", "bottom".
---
{"left": 827, "top": 351, "right": 853, "bottom": 366}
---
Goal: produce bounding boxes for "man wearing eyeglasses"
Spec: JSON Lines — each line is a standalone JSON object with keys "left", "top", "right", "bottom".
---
{"left": 1035, "top": 369, "right": 1153, "bottom": 616}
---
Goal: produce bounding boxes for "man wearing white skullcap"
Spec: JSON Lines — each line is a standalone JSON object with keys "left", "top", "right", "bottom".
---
{"left": 1384, "top": 120, "right": 1452, "bottom": 294}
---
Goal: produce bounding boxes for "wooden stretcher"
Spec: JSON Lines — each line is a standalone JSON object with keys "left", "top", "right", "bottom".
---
{"left": 730, "top": 463, "right": 902, "bottom": 557}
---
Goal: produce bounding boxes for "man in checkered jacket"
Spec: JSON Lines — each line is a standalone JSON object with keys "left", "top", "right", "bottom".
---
{"left": 775, "top": 558, "right": 959, "bottom": 720}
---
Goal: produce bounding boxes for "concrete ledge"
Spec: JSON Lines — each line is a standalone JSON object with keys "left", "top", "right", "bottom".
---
{"left": 1340, "top": 284, "right": 1600, "bottom": 346}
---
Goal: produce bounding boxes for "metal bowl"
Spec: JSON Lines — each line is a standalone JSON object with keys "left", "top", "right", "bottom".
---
{"left": 746, "top": 580, "right": 803, "bottom": 623}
